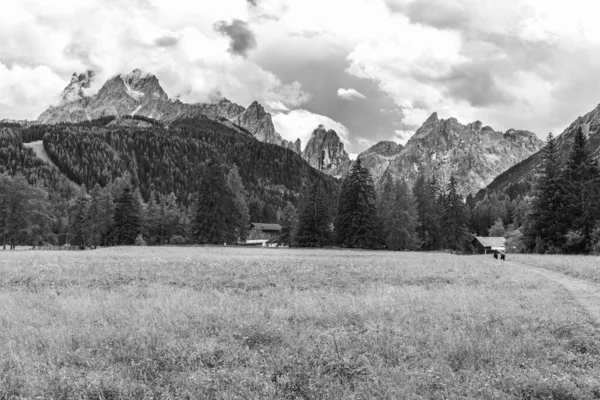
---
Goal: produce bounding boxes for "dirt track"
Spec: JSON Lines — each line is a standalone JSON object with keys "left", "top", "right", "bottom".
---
{"left": 509, "top": 261, "right": 600, "bottom": 324}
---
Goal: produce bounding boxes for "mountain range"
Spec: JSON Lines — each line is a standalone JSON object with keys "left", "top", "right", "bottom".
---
{"left": 40, "top": 69, "right": 600, "bottom": 199}
{"left": 360, "top": 113, "right": 544, "bottom": 196}
{"left": 476, "top": 103, "right": 600, "bottom": 201}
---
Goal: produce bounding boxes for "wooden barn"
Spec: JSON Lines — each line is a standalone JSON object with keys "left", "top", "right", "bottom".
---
{"left": 471, "top": 236, "right": 506, "bottom": 254}
{"left": 246, "top": 223, "right": 282, "bottom": 246}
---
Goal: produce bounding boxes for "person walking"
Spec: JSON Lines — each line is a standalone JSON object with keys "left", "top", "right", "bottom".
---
{"left": 500, "top": 251, "right": 506, "bottom": 261}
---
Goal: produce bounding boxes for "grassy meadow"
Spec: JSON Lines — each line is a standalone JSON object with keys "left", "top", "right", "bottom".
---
{"left": 511, "top": 254, "right": 600, "bottom": 284}
{"left": 1, "top": 247, "right": 600, "bottom": 399}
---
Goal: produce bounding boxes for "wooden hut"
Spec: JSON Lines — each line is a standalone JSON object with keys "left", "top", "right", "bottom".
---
{"left": 246, "top": 223, "right": 282, "bottom": 246}
{"left": 471, "top": 236, "right": 506, "bottom": 254}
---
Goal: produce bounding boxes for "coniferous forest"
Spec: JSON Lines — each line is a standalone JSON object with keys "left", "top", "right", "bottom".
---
{"left": 2, "top": 116, "right": 600, "bottom": 253}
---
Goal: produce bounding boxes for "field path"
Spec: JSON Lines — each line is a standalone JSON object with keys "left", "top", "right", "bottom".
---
{"left": 509, "top": 261, "right": 600, "bottom": 323}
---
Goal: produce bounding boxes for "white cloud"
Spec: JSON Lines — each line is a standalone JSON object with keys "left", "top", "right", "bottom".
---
{"left": 357, "top": 137, "right": 375, "bottom": 148}
{"left": 0, "top": 0, "right": 310, "bottom": 119}
{"left": 272, "top": 109, "right": 350, "bottom": 151}
{"left": 337, "top": 88, "right": 366, "bottom": 100}
{"left": 0, "top": 63, "right": 65, "bottom": 120}
{"left": 394, "top": 130, "right": 414, "bottom": 146}
{"left": 4, "top": 0, "right": 600, "bottom": 142}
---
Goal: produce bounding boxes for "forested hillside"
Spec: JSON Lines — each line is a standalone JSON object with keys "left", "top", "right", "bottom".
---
{"left": 40, "top": 116, "right": 338, "bottom": 210}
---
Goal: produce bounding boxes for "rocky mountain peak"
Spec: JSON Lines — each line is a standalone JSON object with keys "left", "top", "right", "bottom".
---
{"left": 361, "top": 141, "right": 403, "bottom": 158}
{"left": 302, "top": 126, "right": 351, "bottom": 176}
{"left": 380, "top": 114, "right": 544, "bottom": 196}
{"left": 425, "top": 112, "right": 439, "bottom": 124}
{"left": 118, "top": 70, "right": 168, "bottom": 101}
{"left": 231, "top": 101, "right": 282, "bottom": 145}
{"left": 61, "top": 70, "right": 94, "bottom": 104}
{"left": 357, "top": 141, "right": 404, "bottom": 183}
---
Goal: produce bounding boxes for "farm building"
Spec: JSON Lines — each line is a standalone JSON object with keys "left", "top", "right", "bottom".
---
{"left": 246, "top": 223, "right": 282, "bottom": 246}
{"left": 471, "top": 236, "right": 506, "bottom": 254}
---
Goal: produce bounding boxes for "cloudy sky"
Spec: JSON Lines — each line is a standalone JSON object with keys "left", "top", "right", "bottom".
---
{"left": 2, "top": 0, "right": 600, "bottom": 155}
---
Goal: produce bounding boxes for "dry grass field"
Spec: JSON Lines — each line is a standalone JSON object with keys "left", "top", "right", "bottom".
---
{"left": 1, "top": 247, "right": 600, "bottom": 399}
{"left": 511, "top": 254, "right": 600, "bottom": 284}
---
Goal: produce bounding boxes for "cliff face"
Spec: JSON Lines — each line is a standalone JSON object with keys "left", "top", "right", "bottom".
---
{"left": 37, "top": 70, "right": 303, "bottom": 152}
{"left": 357, "top": 141, "right": 403, "bottom": 183}
{"left": 302, "top": 125, "right": 351, "bottom": 177}
{"left": 478, "top": 103, "right": 600, "bottom": 199}
{"left": 232, "top": 101, "right": 286, "bottom": 145}
{"left": 370, "top": 113, "right": 543, "bottom": 196}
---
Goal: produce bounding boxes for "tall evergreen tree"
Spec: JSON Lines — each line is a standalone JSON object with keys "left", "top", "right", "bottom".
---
{"left": 560, "top": 127, "right": 600, "bottom": 252}
{"left": 379, "top": 179, "right": 421, "bottom": 250}
{"left": 441, "top": 175, "right": 470, "bottom": 251}
{"left": 227, "top": 165, "right": 250, "bottom": 241}
{"left": 113, "top": 186, "right": 142, "bottom": 245}
{"left": 296, "top": 181, "right": 331, "bottom": 247}
{"left": 193, "top": 159, "right": 240, "bottom": 244}
{"left": 70, "top": 191, "right": 91, "bottom": 249}
{"left": 279, "top": 201, "right": 298, "bottom": 247}
{"left": 248, "top": 199, "right": 263, "bottom": 224}
{"left": 413, "top": 175, "right": 442, "bottom": 250}
{"left": 145, "top": 191, "right": 162, "bottom": 244}
{"left": 0, "top": 174, "right": 56, "bottom": 249}
{"left": 523, "top": 133, "right": 566, "bottom": 253}
{"left": 88, "top": 183, "right": 104, "bottom": 248}
{"left": 334, "top": 159, "right": 384, "bottom": 249}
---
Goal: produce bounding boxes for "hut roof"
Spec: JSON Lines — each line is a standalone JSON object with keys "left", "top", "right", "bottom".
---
{"left": 250, "top": 223, "right": 282, "bottom": 232}
{"left": 473, "top": 236, "right": 506, "bottom": 247}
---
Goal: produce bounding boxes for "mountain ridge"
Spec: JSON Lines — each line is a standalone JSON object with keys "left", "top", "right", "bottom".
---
{"left": 37, "top": 69, "right": 302, "bottom": 153}
{"left": 475, "top": 103, "right": 600, "bottom": 200}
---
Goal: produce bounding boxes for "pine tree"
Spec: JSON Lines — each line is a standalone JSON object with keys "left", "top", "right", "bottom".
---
{"left": 113, "top": 186, "right": 142, "bottom": 245}
{"left": 227, "top": 166, "right": 250, "bottom": 241}
{"left": 379, "top": 179, "right": 421, "bottom": 250}
{"left": 560, "top": 127, "right": 600, "bottom": 252}
{"left": 248, "top": 199, "right": 263, "bottom": 224}
{"left": 99, "top": 188, "right": 115, "bottom": 246}
{"left": 279, "top": 202, "right": 298, "bottom": 247}
{"left": 145, "top": 191, "right": 162, "bottom": 244}
{"left": 193, "top": 159, "right": 240, "bottom": 244}
{"left": 296, "top": 181, "right": 331, "bottom": 247}
{"left": 70, "top": 191, "right": 91, "bottom": 249}
{"left": 334, "top": 159, "right": 384, "bottom": 249}
{"left": 441, "top": 175, "right": 470, "bottom": 251}
{"left": 0, "top": 174, "right": 56, "bottom": 249}
{"left": 523, "top": 133, "right": 566, "bottom": 252}
{"left": 87, "top": 184, "right": 103, "bottom": 248}
{"left": 160, "top": 193, "right": 183, "bottom": 244}
{"left": 413, "top": 175, "right": 442, "bottom": 250}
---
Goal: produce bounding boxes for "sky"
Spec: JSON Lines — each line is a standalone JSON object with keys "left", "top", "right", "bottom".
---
{"left": 2, "top": 0, "right": 600, "bottom": 156}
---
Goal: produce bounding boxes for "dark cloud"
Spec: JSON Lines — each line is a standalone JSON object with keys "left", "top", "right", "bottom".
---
{"left": 386, "top": 0, "right": 470, "bottom": 31}
{"left": 214, "top": 19, "right": 257, "bottom": 57}
{"left": 154, "top": 35, "right": 180, "bottom": 47}
{"left": 246, "top": 0, "right": 257, "bottom": 6}
{"left": 433, "top": 62, "right": 514, "bottom": 107}
{"left": 253, "top": 46, "right": 400, "bottom": 152}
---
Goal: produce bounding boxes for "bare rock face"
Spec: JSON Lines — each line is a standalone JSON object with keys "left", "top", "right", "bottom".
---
{"left": 230, "top": 101, "right": 303, "bottom": 153}
{"left": 479, "top": 103, "right": 600, "bottom": 199}
{"left": 38, "top": 69, "right": 245, "bottom": 124}
{"left": 302, "top": 125, "right": 351, "bottom": 177}
{"left": 357, "top": 141, "right": 403, "bottom": 182}
{"left": 380, "top": 112, "right": 544, "bottom": 196}
{"left": 61, "top": 71, "right": 94, "bottom": 104}
{"left": 232, "top": 101, "right": 283, "bottom": 144}
{"left": 37, "top": 70, "right": 306, "bottom": 152}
